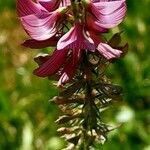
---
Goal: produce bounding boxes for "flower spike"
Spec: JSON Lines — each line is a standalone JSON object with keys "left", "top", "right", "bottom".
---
{"left": 17, "top": 0, "right": 128, "bottom": 149}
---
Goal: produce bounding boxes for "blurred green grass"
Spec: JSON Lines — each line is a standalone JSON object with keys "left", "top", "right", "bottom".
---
{"left": 0, "top": 0, "right": 150, "bottom": 150}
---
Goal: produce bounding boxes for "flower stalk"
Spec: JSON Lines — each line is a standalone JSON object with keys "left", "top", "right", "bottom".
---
{"left": 55, "top": 48, "right": 127, "bottom": 149}
{"left": 17, "top": 0, "right": 128, "bottom": 149}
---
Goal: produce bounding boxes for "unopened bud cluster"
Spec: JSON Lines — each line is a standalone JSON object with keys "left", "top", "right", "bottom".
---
{"left": 50, "top": 33, "right": 127, "bottom": 149}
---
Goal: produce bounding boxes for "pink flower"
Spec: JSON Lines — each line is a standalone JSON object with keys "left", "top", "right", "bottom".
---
{"left": 57, "top": 22, "right": 95, "bottom": 51}
{"left": 33, "top": 22, "right": 122, "bottom": 86}
{"left": 97, "top": 43, "right": 122, "bottom": 60}
{"left": 56, "top": 22, "right": 97, "bottom": 85}
{"left": 34, "top": 22, "right": 96, "bottom": 85}
{"left": 33, "top": 49, "right": 68, "bottom": 77}
{"left": 22, "top": 35, "right": 60, "bottom": 49}
{"left": 88, "top": 31, "right": 122, "bottom": 60}
{"left": 17, "top": 0, "right": 126, "bottom": 86}
{"left": 84, "top": 0, "right": 127, "bottom": 31}
{"left": 17, "top": 0, "right": 68, "bottom": 41}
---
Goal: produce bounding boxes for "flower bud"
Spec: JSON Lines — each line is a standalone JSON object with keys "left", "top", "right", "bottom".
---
{"left": 57, "top": 127, "right": 72, "bottom": 135}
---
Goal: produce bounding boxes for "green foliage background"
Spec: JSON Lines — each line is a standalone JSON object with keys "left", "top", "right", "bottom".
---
{"left": 0, "top": 0, "right": 150, "bottom": 150}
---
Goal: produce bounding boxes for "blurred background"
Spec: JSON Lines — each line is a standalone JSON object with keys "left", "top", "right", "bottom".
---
{"left": 0, "top": 0, "right": 150, "bottom": 150}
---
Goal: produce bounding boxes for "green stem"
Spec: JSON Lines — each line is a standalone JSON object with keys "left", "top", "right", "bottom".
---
{"left": 82, "top": 52, "right": 96, "bottom": 150}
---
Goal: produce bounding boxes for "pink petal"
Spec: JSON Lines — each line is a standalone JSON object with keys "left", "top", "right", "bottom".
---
{"left": 17, "top": 0, "right": 47, "bottom": 17}
{"left": 86, "top": 14, "right": 108, "bottom": 33}
{"left": 57, "top": 56, "right": 78, "bottom": 86}
{"left": 37, "top": 0, "right": 60, "bottom": 12}
{"left": 89, "top": 0, "right": 127, "bottom": 28}
{"left": 57, "top": 48, "right": 81, "bottom": 86}
{"left": 34, "top": 49, "right": 68, "bottom": 77}
{"left": 20, "top": 11, "right": 61, "bottom": 40}
{"left": 22, "top": 36, "right": 59, "bottom": 49}
{"left": 97, "top": 43, "right": 122, "bottom": 60}
{"left": 37, "top": 0, "right": 71, "bottom": 11}
{"left": 57, "top": 22, "right": 95, "bottom": 51}
{"left": 89, "top": 31, "right": 102, "bottom": 46}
